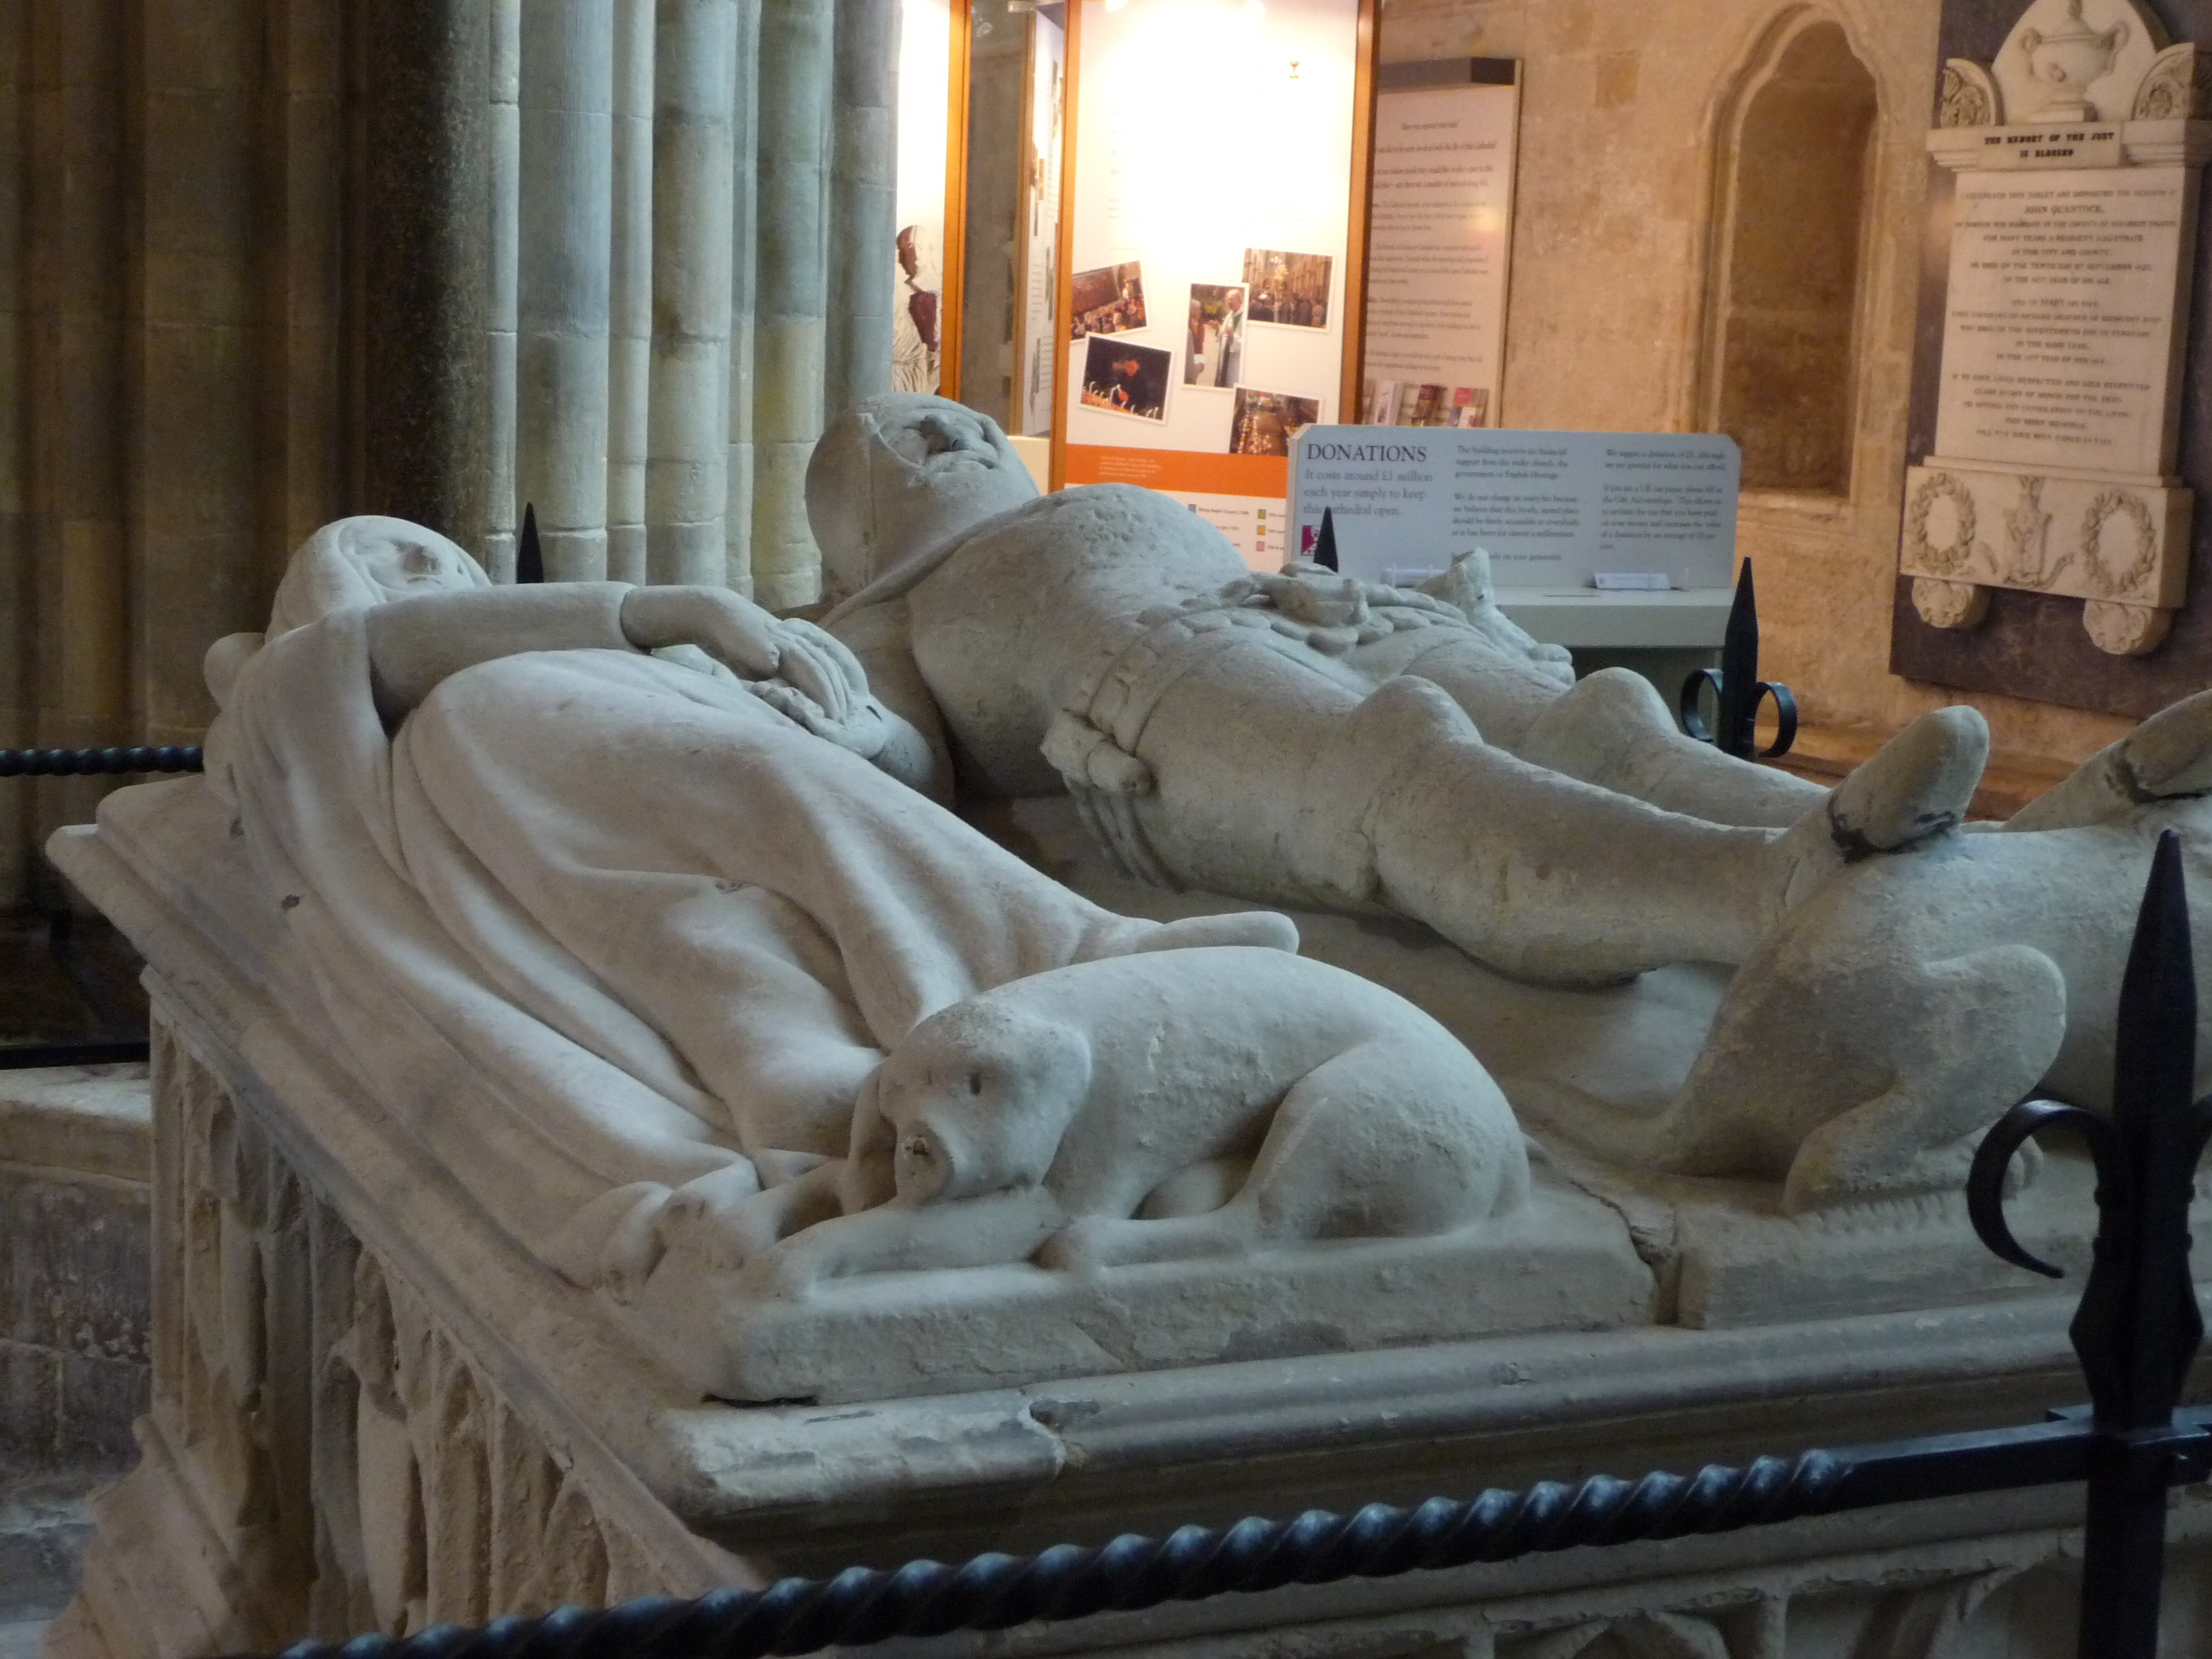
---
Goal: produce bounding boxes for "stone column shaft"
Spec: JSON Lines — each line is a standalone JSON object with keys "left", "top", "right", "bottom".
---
{"left": 607, "top": 0, "right": 654, "bottom": 584}
{"left": 484, "top": 0, "right": 521, "bottom": 579}
{"left": 749, "top": 0, "right": 833, "bottom": 609}
{"left": 826, "top": 0, "right": 897, "bottom": 417}
{"left": 647, "top": 0, "right": 736, "bottom": 586}
{"left": 726, "top": 0, "right": 760, "bottom": 596}
{"left": 360, "top": 0, "right": 491, "bottom": 551}
{"left": 516, "top": 0, "right": 614, "bottom": 581}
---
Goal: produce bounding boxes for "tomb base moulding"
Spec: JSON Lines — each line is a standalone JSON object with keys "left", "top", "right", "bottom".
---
{"left": 1906, "top": 2, "right": 2212, "bottom": 656}
{"left": 35, "top": 778, "right": 2212, "bottom": 1659}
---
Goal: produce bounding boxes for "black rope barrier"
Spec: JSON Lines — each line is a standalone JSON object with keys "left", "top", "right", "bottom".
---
{"left": 0, "top": 745, "right": 204, "bottom": 777}
{"left": 270, "top": 1453, "right": 1857, "bottom": 1659}
{"left": 254, "top": 1412, "right": 2193, "bottom": 1659}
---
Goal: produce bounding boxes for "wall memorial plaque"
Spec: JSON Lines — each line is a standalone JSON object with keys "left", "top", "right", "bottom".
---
{"left": 1898, "top": 0, "right": 2211, "bottom": 663}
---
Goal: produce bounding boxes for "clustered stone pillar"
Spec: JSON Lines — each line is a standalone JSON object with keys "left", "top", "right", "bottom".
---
{"left": 516, "top": 0, "right": 616, "bottom": 582}
{"left": 464, "top": 0, "right": 892, "bottom": 602}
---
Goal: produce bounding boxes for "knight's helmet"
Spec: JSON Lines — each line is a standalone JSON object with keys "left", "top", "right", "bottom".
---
{"left": 806, "top": 394, "right": 1040, "bottom": 602}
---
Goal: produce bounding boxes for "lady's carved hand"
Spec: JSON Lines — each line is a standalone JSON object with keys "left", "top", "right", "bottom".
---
{"left": 618, "top": 586, "right": 783, "bottom": 679}
{"left": 751, "top": 621, "right": 891, "bottom": 759}
{"left": 620, "top": 586, "right": 890, "bottom": 758}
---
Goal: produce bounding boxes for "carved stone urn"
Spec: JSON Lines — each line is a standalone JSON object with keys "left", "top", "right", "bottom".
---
{"left": 2019, "top": 0, "right": 2131, "bottom": 120}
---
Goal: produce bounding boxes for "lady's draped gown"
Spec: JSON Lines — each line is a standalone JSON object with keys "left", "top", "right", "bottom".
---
{"left": 216, "top": 611, "right": 1164, "bottom": 1276}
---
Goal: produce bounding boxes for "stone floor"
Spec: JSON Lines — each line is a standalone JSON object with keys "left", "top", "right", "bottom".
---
{"left": 0, "top": 1473, "right": 102, "bottom": 1654}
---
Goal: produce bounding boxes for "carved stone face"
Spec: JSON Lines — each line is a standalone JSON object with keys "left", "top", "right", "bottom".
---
{"left": 874, "top": 999, "right": 1091, "bottom": 1205}
{"left": 806, "top": 394, "right": 1039, "bottom": 600}
{"left": 342, "top": 520, "right": 479, "bottom": 602}
{"left": 267, "top": 515, "right": 488, "bottom": 639}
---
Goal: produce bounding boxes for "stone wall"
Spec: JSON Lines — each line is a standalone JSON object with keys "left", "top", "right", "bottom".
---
{"left": 0, "top": 1066, "right": 150, "bottom": 1479}
{"left": 1377, "top": 0, "right": 2138, "bottom": 770}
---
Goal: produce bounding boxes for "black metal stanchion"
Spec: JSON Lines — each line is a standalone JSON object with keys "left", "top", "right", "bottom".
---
{"left": 1969, "top": 827, "right": 2212, "bottom": 1658}
{"left": 1679, "top": 557, "right": 1796, "bottom": 760}
{"left": 518, "top": 501, "right": 545, "bottom": 584}
{"left": 1311, "top": 506, "right": 1340, "bottom": 571}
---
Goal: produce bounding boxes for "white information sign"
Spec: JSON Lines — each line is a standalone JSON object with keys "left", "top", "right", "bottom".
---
{"left": 1359, "top": 65, "right": 1519, "bottom": 430}
{"left": 1291, "top": 427, "right": 1740, "bottom": 588}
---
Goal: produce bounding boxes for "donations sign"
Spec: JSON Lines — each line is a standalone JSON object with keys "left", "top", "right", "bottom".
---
{"left": 1290, "top": 427, "right": 1740, "bottom": 588}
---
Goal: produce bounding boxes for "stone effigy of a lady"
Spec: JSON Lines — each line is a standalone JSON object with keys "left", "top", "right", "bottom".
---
{"left": 205, "top": 517, "right": 1525, "bottom": 1292}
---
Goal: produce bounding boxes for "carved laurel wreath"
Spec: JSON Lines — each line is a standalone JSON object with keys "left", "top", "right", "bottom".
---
{"left": 2132, "top": 44, "right": 2212, "bottom": 120}
{"left": 2080, "top": 490, "right": 2160, "bottom": 598}
{"left": 1939, "top": 65, "right": 1995, "bottom": 128}
{"left": 1905, "top": 472, "right": 1977, "bottom": 575}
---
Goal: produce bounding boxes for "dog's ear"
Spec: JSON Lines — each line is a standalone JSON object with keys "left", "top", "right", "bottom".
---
{"left": 838, "top": 1064, "right": 899, "bottom": 1213}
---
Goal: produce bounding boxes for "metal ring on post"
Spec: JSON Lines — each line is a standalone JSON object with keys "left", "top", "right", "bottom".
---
{"left": 1679, "top": 667, "right": 1724, "bottom": 744}
{"left": 1752, "top": 681, "right": 1797, "bottom": 758}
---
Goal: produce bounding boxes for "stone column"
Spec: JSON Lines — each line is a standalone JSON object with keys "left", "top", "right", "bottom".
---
{"left": 128, "top": 0, "right": 266, "bottom": 743}
{"left": 515, "top": 0, "right": 614, "bottom": 582}
{"left": 359, "top": 0, "right": 491, "bottom": 551}
{"left": 748, "top": 0, "right": 833, "bottom": 609}
{"left": 605, "top": 0, "right": 654, "bottom": 585}
{"left": 646, "top": 0, "right": 736, "bottom": 586}
{"left": 725, "top": 0, "right": 761, "bottom": 597}
{"left": 826, "top": 0, "right": 897, "bottom": 418}
{"left": 260, "top": 0, "right": 349, "bottom": 571}
{"left": 484, "top": 0, "right": 521, "bottom": 580}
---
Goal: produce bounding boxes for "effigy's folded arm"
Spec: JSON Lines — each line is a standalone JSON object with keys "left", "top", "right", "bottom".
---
{"left": 363, "top": 582, "right": 636, "bottom": 719}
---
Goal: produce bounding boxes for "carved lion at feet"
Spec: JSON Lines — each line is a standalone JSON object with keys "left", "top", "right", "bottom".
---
{"left": 659, "top": 945, "right": 1529, "bottom": 1292}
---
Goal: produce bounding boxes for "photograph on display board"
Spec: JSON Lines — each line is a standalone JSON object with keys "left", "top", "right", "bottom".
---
{"left": 1182, "top": 284, "right": 1247, "bottom": 389}
{"left": 892, "top": 225, "right": 942, "bottom": 394}
{"left": 1070, "top": 261, "right": 1148, "bottom": 338}
{"left": 1080, "top": 337, "right": 1173, "bottom": 421}
{"left": 1228, "top": 387, "right": 1320, "bottom": 455}
{"left": 1365, "top": 380, "right": 1490, "bottom": 428}
{"left": 1241, "top": 249, "right": 1333, "bottom": 328}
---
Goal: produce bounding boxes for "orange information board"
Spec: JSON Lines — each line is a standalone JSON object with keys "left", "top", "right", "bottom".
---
{"left": 1050, "top": 0, "right": 1374, "bottom": 570}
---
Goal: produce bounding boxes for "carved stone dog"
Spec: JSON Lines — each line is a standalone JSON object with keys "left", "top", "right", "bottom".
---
{"left": 728, "top": 944, "right": 1528, "bottom": 1291}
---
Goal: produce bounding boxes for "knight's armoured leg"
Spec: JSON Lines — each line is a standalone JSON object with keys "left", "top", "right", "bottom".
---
{"left": 1374, "top": 634, "right": 1827, "bottom": 829}
{"left": 1340, "top": 680, "right": 1793, "bottom": 982}
{"left": 1116, "top": 648, "right": 1988, "bottom": 984}
{"left": 1115, "top": 650, "right": 1783, "bottom": 982}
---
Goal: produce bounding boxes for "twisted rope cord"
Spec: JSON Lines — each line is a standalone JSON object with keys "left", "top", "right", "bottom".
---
{"left": 0, "top": 745, "right": 204, "bottom": 777}
{"left": 272, "top": 1453, "right": 1847, "bottom": 1659}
